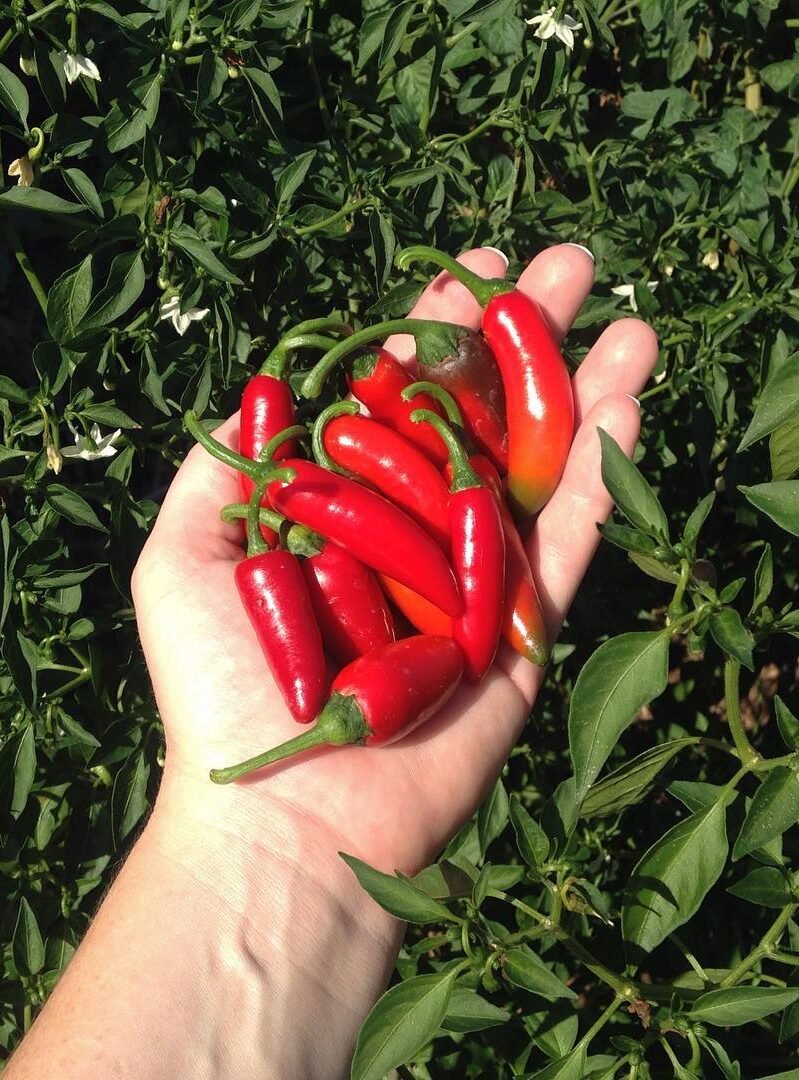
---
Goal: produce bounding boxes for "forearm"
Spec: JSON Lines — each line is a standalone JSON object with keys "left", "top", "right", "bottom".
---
{"left": 6, "top": 772, "right": 403, "bottom": 1080}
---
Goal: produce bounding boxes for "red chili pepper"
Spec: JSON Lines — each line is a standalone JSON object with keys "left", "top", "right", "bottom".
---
{"left": 379, "top": 574, "right": 453, "bottom": 638}
{"left": 411, "top": 408, "right": 505, "bottom": 683}
{"left": 266, "top": 459, "right": 463, "bottom": 616}
{"left": 231, "top": 475, "right": 327, "bottom": 724}
{"left": 415, "top": 329, "right": 509, "bottom": 473}
{"left": 403, "top": 380, "right": 548, "bottom": 666}
{"left": 471, "top": 458, "right": 549, "bottom": 667}
{"left": 396, "top": 248, "right": 574, "bottom": 520}
{"left": 312, "top": 400, "right": 451, "bottom": 551}
{"left": 209, "top": 636, "right": 465, "bottom": 783}
{"left": 222, "top": 503, "right": 396, "bottom": 665}
{"left": 184, "top": 415, "right": 464, "bottom": 618}
{"left": 239, "top": 319, "right": 353, "bottom": 542}
{"left": 299, "top": 318, "right": 472, "bottom": 469}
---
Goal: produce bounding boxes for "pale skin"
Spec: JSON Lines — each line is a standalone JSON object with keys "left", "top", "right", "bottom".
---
{"left": 6, "top": 244, "right": 658, "bottom": 1079}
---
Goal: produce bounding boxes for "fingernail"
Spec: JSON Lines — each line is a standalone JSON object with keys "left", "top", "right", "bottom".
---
{"left": 625, "top": 394, "right": 641, "bottom": 408}
{"left": 482, "top": 246, "right": 509, "bottom": 267}
{"left": 563, "top": 242, "right": 595, "bottom": 263}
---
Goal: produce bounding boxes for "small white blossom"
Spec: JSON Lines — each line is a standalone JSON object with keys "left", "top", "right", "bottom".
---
{"left": 526, "top": 7, "right": 582, "bottom": 51}
{"left": 61, "top": 423, "right": 121, "bottom": 462}
{"left": 7, "top": 155, "right": 33, "bottom": 187}
{"left": 46, "top": 444, "right": 63, "bottom": 475}
{"left": 702, "top": 249, "right": 720, "bottom": 271}
{"left": 611, "top": 281, "right": 659, "bottom": 313}
{"left": 19, "top": 55, "right": 37, "bottom": 77}
{"left": 59, "top": 51, "right": 101, "bottom": 85}
{"left": 159, "top": 294, "right": 210, "bottom": 336}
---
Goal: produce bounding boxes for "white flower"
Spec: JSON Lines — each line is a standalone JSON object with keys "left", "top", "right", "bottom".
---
{"left": 7, "top": 155, "right": 33, "bottom": 187}
{"left": 611, "top": 282, "right": 659, "bottom": 313}
{"left": 59, "top": 51, "right": 101, "bottom": 85}
{"left": 159, "top": 295, "right": 210, "bottom": 336}
{"left": 702, "top": 249, "right": 720, "bottom": 271}
{"left": 19, "top": 55, "right": 37, "bottom": 77}
{"left": 526, "top": 7, "right": 582, "bottom": 51}
{"left": 61, "top": 423, "right": 121, "bottom": 462}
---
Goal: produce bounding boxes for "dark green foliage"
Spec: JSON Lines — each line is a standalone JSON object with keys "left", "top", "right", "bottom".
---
{"left": 0, "top": 0, "right": 798, "bottom": 1074}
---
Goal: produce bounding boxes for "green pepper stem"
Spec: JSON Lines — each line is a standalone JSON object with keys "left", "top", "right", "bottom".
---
{"left": 260, "top": 327, "right": 350, "bottom": 378}
{"left": 246, "top": 476, "right": 271, "bottom": 557}
{"left": 311, "top": 400, "right": 361, "bottom": 477}
{"left": 299, "top": 318, "right": 468, "bottom": 399}
{"left": 220, "top": 504, "right": 324, "bottom": 558}
{"left": 183, "top": 411, "right": 296, "bottom": 484}
{"left": 395, "top": 246, "right": 512, "bottom": 308}
{"left": 401, "top": 381, "right": 463, "bottom": 427}
{"left": 209, "top": 693, "right": 371, "bottom": 783}
{"left": 259, "top": 424, "right": 310, "bottom": 464}
{"left": 410, "top": 409, "right": 481, "bottom": 492}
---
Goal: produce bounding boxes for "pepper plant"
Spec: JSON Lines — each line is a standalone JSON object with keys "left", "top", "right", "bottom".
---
{"left": 0, "top": 0, "right": 798, "bottom": 1075}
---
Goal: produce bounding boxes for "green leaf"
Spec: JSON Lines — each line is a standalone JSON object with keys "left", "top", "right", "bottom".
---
{"left": 477, "top": 777, "right": 509, "bottom": 856}
{"left": 739, "top": 353, "right": 799, "bottom": 451}
{"left": 770, "top": 412, "right": 799, "bottom": 481}
{"left": 368, "top": 208, "right": 396, "bottom": 293}
{"left": 379, "top": 1, "right": 418, "bottom": 68}
{"left": 509, "top": 794, "right": 550, "bottom": 868}
{"left": 751, "top": 544, "right": 774, "bottom": 614}
{"left": 105, "top": 73, "right": 163, "bottom": 152}
{"left": 775, "top": 698, "right": 799, "bottom": 751}
{"left": 0, "top": 63, "right": 30, "bottom": 126}
{"left": 197, "top": 52, "right": 228, "bottom": 109}
{"left": 599, "top": 429, "right": 669, "bottom": 540}
{"left": 171, "top": 225, "right": 243, "bottom": 284}
{"left": 598, "top": 522, "right": 658, "bottom": 555}
{"left": 667, "top": 40, "right": 697, "bottom": 82}
{"left": 2, "top": 628, "right": 38, "bottom": 710}
{"left": 244, "top": 68, "right": 283, "bottom": 132}
{"left": 503, "top": 946, "right": 577, "bottom": 1001}
{"left": 709, "top": 609, "right": 754, "bottom": 670}
{"left": 740, "top": 481, "right": 799, "bottom": 537}
{"left": 569, "top": 629, "right": 671, "bottom": 801}
{"left": 111, "top": 751, "right": 149, "bottom": 846}
{"left": 350, "top": 970, "right": 456, "bottom": 1080}
{"left": 728, "top": 866, "right": 792, "bottom": 907}
{"left": 340, "top": 853, "right": 457, "bottom": 923}
{"left": 622, "top": 792, "right": 730, "bottom": 960}
{"left": 441, "top": 988, "right": 510, "bottom": 1032}
{"left": 527, "top": 1043, "right": 587, "bottom": 1080}
{"left": 229, "top": 230, "right": 277, "bottom": 260}
{"left": 47, "top": 256, "right": 94, "bottom": 342}
{"left": 275, "top": 149, "right": 316, "bottom": 208}
{"left": 0, "top": 725, "right": 36, "bottom": 818}
{"left": 0, "top": 187, "right": 84, "bottom": 214}
{"left": 62, "top": 167, "right": 104, "bottom": 218}
{"left": 691, "top": 986, "right": 799, "bottom": 1027}
{"left": 13, "top": 898, "right": 45, "bottom": 976}
{"left": 733, "top": 766, "right": 799, "bottom": 860}
{"left": 59, "top": 713, "right": 102, "bottom": 748}
{"left": 684, "top": 493, "right": 716, "bottom": 548}
{"left": 46, "top": 486, "right": 107, "bottom": 531}
{"left": 581, "top": 739, "right": 698, "bottom": 818}
{"left": 78, "top": 251, "right": 146, "bottom": 333}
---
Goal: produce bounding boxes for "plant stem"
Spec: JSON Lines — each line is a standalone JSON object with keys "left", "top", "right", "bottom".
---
{"left": 768, "top": 951, "right": 799, "bottom": 966}
{"left": 580, "top": 144, "right": 603, "bottom": 211}
{"left": 724, "top": 656, "right": 760, "bottom": 768}
{"left": 5, "top": 223, "right": 48, "bottom": 314}
{"left": 28, "top": 0, "right": 63, "bottom": 23}
{"left": 720, "top": 903, "right": 798, "bottom": 987}
{"left": 579, "top": 993, "right": 623, "bottom": 1047}
{"left": 292, "top": 197, "right": 374, "bottom": 236}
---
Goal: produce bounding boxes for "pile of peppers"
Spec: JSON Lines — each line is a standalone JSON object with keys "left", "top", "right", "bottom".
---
{"left": 187, "top": 248, "right": 575, "bottom": 784}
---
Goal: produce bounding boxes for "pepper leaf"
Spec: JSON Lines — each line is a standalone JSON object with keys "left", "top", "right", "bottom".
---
{"left": 340, "top": 852, "right": 458, "bottom": 923}
{"left": 598, "top": 429, "right": 669, "bottom": 541}
{"left": 690, "top": 986, "right": 799, "bottom": 1027}
{"left": 733, "top": 766, "right": 799, "bottom": 860}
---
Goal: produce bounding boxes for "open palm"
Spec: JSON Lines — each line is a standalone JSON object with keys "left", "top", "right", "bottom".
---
{"left": 132, "top": 244, "right": 658, "bottom": 880}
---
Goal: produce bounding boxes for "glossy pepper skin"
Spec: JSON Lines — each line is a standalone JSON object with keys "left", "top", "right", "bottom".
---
{"left": 238, "top": 375, "right": 296, "bottom": 544}
{"left": 482, "top": 291, "right": 573, "bottom": 518}
{"left": 471, "top": 458, "right": 549, "bottom": 667}
{"left": 235, "top": 550, "right": 327, "bottom": 724}
{"left": 221, "top": 501, "right": 396, "bottom": 664}
{"left": 314, "top": 401, "right": 451, "bottom": 552}
{"left": 413, "top": 410, "right": 505, "bottom": 683}
{"left": 379, "top": 574, "right": 453, "bottom": 638}
{"left": 418, "top": 330, "right": 509, "bottom": 474}
{"left": 209, "top": 636, "right": 465, "bottom": 783}
{"left": 302, "top": 543, "right": 395, "bottom": 664}
{"left": 266, "top": 459, "right": 463, "bottom": 617}
{"left": 347, "top": 349, "right": 449, "bottom": 469}
{"left": 396, "top": 248, "right": 574, "bottom": 521}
